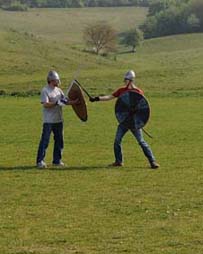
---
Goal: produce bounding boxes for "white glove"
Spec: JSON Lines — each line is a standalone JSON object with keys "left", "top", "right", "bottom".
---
{"left": 56, "top": 98, "right": 68, "bottom": 106}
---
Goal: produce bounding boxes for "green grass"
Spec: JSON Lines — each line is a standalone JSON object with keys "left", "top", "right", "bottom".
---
{"left": 0, "top": 7, "right": 202, "bottom": 97}
{"left": 0, "top": 96, "right": 203, "bottom": 254}
{"left": 0, "top": 7, "right": 147, "bottom": 94}
{"left": 0, "top": 6, "right": 203, "bottom": 254}
{"left": 0, "top": 7, "right": 147, "bottom": 43}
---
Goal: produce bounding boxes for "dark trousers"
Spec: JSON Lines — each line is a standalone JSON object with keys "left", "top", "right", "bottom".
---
{"left": 36, "top": 122, "right": 64, "bottom": 164}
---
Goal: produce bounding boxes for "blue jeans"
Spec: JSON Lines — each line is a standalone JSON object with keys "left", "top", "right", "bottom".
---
{"left": 36, "top": 122, "right": 64, "bottom": 164}
{"left": 114, "top": 124, "right": 155, "bottom": 164}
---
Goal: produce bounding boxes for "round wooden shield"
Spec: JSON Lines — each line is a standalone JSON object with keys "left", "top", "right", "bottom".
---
{"left": 67, "top": 81, "right": 88, "bottom": 122}
{"left": 115, "top": 91, "right": 150, "bottom": 129}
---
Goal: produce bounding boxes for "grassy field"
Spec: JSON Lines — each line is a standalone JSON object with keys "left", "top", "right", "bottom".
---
{"left": 0, "top": 7, "right": 203, "bottom": 254}
{"left": 0, "top": 96, "right": 203, "bottom": 254}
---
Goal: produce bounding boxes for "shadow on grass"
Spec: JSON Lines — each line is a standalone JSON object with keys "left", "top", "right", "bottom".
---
{"left": 0, "top": 164, "right": 146, "bottom": 171}
{"left": 0, "top": 165, "right": 110, "bottom": 171}
{"left": 0, "top": 165, "right": 36, "bottom": 171}
{"left": 50, "top": 165, "right": 109, "bottom": 171}
{"left": 117, "top": 50, "right": 135, "bottom": 55}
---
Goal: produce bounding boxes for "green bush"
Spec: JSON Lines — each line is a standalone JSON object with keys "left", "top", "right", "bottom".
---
{"left": 2, "top": 1, "right": 28, "bottom": 11}
{"left": 0, "top": 90, "right": 6, "bottom": 96}
{"left": 119, "top": 28, "right": 142, "bottom": 52}
{"left": 140, "top": 0, "right": 203, "bottom": 38}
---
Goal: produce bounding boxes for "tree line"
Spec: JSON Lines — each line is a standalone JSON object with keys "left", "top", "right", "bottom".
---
{"left": 140, "top": 0, "right": 203, "bottom": 38}
{"left": 0, "top": 0, "right": 149, "bottom": 10}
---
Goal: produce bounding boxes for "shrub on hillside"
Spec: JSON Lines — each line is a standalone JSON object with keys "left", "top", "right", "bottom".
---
{"left": 119, "top": 28, "right": 143, "bottom": 52}
{"left": 2, "top": 1, "right": 28, "bottom": 11}
{"left": 188, "top": 0, "right": 203, "bottom": 31}
{"left": 0, "top": 90, "right": 6, "bottom": 96}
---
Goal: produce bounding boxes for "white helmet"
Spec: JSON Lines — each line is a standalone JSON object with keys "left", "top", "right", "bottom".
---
{"left": 47, "top": 70, "right": 60, "bottom": 84}
{"left": 124, "top": 70, "right": 136, "bottom": 81}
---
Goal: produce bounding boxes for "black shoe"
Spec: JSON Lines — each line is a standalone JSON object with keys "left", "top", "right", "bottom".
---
{"left": 108, "top": 162, "right": 123, "bottom": 167}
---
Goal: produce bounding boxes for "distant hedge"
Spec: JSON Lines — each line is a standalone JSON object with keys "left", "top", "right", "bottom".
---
{"left": 0, "top": 89, "right": 40, "bottom": 97}
{"left": 0, "top": 0, "right": 149, "bottom": 9}
{"left": 2, "top": 2, "right": 28, "bottom": 11}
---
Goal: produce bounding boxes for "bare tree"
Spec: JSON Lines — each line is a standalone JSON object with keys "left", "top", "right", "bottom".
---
{"left": 84, "top": 21, "right": 117, "bottom": 55}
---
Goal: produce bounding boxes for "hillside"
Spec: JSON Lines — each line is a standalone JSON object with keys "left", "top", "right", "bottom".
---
{"left": 0, "top": 7, "right": 203, "bottom": 253}
{"left": 0, "top": 7, "right": 147, "bottom": 43}
{"left": 0, "top": 7, "right": 147, "bottom": 93}
{"left": 0, "top": 8, "right": 203, "bottom": 97}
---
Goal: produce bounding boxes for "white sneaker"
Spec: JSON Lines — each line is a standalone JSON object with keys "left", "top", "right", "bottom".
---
{"left": 37, "top": 161, "right": 47, "bottom": 169}
{"left": 52, "top": 161, "right": 65, "bottom": 167}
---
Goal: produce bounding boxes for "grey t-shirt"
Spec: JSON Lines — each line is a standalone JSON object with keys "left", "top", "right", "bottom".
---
{"left": 41, "top": 84, "right": 64, "bottom": 123}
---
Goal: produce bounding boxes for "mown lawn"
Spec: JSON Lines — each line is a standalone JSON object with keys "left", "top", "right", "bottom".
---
{"left": 0, "top": 96, "right": 202, "bottom": 254}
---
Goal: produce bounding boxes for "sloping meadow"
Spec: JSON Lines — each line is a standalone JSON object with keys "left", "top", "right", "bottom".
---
{"left": 0, "top": 7, "right": 203, "bottom": 254}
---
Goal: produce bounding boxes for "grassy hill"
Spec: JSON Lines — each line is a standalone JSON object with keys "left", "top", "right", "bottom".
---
{"left": 0, "top": 7, "right": 203, "bottom": 254}
{"left": 0, "top": 7, "right": 203, "bottom": 97}
{"left": 0, "top": 7, "right": 148, "bottom": 43}
{"left": 0, "top": 7, "right": 147, "bottom": 93}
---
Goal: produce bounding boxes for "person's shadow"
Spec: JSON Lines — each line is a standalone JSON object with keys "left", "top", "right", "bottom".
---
{"left": 0, "top": 164, "right": 147, "bottom": 171}
{"left": 0, "top": 165, "right": 109, "bottom": 171}
{"left": 0, "top": 165, "right": 36, "bottom": 171}
{"left": 51, "top": 165, "right": 108, "bottom": 171}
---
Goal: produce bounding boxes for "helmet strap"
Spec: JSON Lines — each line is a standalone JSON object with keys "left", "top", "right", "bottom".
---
{"left": 126, "top": 79, "right": 132, "bottom": 88}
